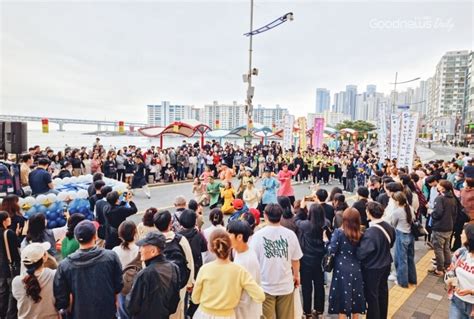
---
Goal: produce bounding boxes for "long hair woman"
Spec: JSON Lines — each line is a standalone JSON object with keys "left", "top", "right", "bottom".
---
{"left": 191, "top": 229, "right": 265, "bottom": 319}
{"left": 295, "top": 203, "right": 328, "bottom": 318}
{"left": 113, "top": 220, "right": 139, "bottom": 319}
{"left": 22, "top": 213, "right": 64, "bottom": 262}
{"left": 445, "top": 223, "right": 474, "bottom": 318}
{"left": 1, "top": 194, "right": 25, "bottom": 244}
{"left": 11, "top": 242, "right": 58, "bottom": 318}
{"left": 0, "top": 211, "right": 21, "bottom": 318}
{"left": 328, "top": 208, "right": 366, "bottom": 318}
{"left": 136, "top": 207, "right": 158, "bottom": 240}
{"left": 390, "top": 191, "right": 417, "bottom": 288}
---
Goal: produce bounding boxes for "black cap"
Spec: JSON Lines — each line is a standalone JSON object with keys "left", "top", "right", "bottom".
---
{"left": 74, "top": 220, "right": 97, "bottom": 243}
{"left": 136, "top": 232, "right": 166, "bottom": 251}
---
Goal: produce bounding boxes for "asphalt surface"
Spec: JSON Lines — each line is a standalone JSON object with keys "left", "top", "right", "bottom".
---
{"left": 128, "top": 143, "right": 449, "bottom": 227}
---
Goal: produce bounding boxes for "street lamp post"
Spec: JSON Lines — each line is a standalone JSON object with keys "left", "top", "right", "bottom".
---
{"left": 243, "top": 6, "right": 293, "bottom": 146}
{"left": 389, "top": 72, "right": 421, "bottom": 112}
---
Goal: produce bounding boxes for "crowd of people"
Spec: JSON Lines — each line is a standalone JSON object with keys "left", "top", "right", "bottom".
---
{"left": 1, "top": 139, "right": 474, "bottom": 319}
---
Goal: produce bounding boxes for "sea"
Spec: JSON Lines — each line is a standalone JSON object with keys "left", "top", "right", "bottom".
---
{"left": 27, "top": 130, "right": 245, "bottom": 151}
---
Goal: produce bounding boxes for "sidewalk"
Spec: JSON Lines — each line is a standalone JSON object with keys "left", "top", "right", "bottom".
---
{"left": 390, "top": 248, "right": 451, "bottom": 319}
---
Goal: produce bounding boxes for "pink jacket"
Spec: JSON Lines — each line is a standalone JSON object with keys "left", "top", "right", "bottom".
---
{"left": 277, "top": 167, "right": 299, "bottom": 197}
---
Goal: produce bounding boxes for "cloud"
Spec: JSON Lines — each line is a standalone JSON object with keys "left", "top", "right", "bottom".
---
{"left": 1, "top": 0, "right": 472, "bottom": 120}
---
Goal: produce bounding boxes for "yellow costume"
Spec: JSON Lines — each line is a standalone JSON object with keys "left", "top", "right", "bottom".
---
{"left": 220, "top": 188, "right": 235, "bottom": 214}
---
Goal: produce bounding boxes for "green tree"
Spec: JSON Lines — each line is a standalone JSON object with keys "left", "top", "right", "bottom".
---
{"left": 335, "top": 120, "right": 376, "bottom": 132}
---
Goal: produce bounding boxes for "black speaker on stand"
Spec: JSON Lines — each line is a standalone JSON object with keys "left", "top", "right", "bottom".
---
{"left": 0, "top": 121, "right": 28, "bottom": 154}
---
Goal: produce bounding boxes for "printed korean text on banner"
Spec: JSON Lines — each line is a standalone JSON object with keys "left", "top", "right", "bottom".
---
{"left": 390, "top": 113, "right": 401, "bottom": 160}
{"left": 298, "top": 117, "right": 307, "bottom": 151}
{"left": 397, "top": 112, "right": 419, "bottom": 169}
{"left": 377, "top": 103, "right": 389, "bottom": 161}
{"left": 312, "top": 118, "right": 325, "bottom": 150}
{"left": 283, "top": 114, "right": 294, "bottom": 150}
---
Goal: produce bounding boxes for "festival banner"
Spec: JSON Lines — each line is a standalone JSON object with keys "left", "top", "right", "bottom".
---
{"left": 312, "top": 118, "right": 325, "bottom": 150}
{"left": 283, "top": 114, "right": 294, "bottom": 150}
{"left": 390, "top": 113, "right": 401, "bottom": 160}
{"left": 298, "top": 117, "right": 307, "bottom": 150}
{"left": 397, "top": 112, "right": 419, "bottom": 169}
{"left": 377, "top": 103, "right": 389, "bottom": 161}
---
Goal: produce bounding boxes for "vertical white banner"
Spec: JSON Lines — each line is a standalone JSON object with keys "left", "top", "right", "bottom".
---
{"left": 390, "top": 113, "right": 401, "bottom": 160}
{"left": 377, "top": 103, "right": 389, "bottom": 161}
{"left": 397, "top": 111, "right": 411, "bottom": 168}
{"left": 405, "top": 113, "right": 419, "bottom": 170}
{"left": 283, "top": 114, "right": 294, "bottom": 151}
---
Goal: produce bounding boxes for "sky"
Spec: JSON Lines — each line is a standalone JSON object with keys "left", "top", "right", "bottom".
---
{"left": 1, "top": 0, "right": 473, "bottom": 123}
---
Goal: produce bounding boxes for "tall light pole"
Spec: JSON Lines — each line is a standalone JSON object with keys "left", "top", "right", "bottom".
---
{"left": 389, "top": 72, "right": 420, "bottom": 112}
{"left": 243, "top": 6, "right": 293, "bottom": 146}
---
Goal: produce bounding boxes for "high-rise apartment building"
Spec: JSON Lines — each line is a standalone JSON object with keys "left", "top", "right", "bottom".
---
{"left": 315, "top": 88, "right": 331, "bottom": 114}
{"left": 345, "top": 85, "right": 358, "bottom": 120}
{"left": 429, "top": 50, "right": 470, "bottom": 139}
{"left": 147, "top": 102, "right": 192, "bottom": 126}
{"left": 253, "top": 104, "right": 289, "bottom": 129}
{"left": 203, "top": 101, "right": 246, "bottom": 130}
{"left": 333, "top": 92, "right": 346, "bottom": 114}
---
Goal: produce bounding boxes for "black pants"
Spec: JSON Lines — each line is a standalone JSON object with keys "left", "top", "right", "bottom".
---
{"left": 300, "top": 262, "right": 325, "bottom": 314}
{"left": 362, "top": 266, "right": 390, "bottom": 319}
{"left": 117, "top": 169, "right": 126, "bottom": 182}
{"left": 0, "top": 277, "right": 17, "bottom": 319}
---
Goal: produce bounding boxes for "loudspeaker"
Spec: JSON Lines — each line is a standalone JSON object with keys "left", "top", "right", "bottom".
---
{"left": 1, "top": 122, "right": 27, "bottom": 154}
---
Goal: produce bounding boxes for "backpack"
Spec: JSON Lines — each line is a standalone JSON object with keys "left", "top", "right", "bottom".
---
{"left": 121, "top": 252, "right": 142, "bottom": 295}
{"left": 163, "top": 234, "right": 190, "bottom": 289}
{"left": 166, "top": 262, "right": 181, "bottom": 314}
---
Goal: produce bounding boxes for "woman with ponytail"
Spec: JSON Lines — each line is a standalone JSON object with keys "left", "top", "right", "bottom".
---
{"left": 202, "top": 208, "right": 225, "bottom": 264}
{"left": 391, "top": 191, "right": 417, "bottom": 288}
{"left": 11, "top": 242, "right": 58, "bottom": 318}
{"left": 192, "top": 229, "right": 265, "bottom": 319}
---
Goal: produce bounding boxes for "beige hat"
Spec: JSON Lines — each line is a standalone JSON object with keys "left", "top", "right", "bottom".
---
{"left": 21, "top": 242, "right": 51, "bottom": 265}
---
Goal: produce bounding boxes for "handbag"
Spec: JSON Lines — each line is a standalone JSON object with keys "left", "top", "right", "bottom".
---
{"left": 322, "top": 252, "right": 335, "bottom": 272}
{"left": 411, "top": 220, "right": 428, "bottom": 239}
{"left": 3, "top": 230, "right": 20, "bottom": 277}
{"left": 322, "top": 230, "right": 336, "bottom": 272}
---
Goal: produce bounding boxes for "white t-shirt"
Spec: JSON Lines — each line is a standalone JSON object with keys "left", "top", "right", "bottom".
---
{"left": 234, "top": 248, "right": 263, "bottom": 319}
{"left": 454, "top": 250, "right": 474, "bottom": 304}
{"left": 250, "top": 225, "right": 303, "bottom": 295}
{"left": 112, "top": 243, "right": 139, "bottom": 267}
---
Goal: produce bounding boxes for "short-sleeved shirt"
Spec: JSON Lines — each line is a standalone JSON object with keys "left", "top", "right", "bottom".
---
{"left": 28, "top": 168, "right": 52, "bottom": 195}
{"left": 250, "top": 225, "right": 303, "bottom": 295}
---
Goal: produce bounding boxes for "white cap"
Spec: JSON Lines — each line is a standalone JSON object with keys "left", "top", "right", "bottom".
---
{"left": 21, "top": 242, "right": 51, "bottom": 265}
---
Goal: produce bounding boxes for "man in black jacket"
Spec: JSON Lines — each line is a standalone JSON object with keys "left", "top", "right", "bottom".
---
{"left": 54, "top": 220, "right": 123, "bottom": 319}
{"left": 357, "top": 202, "right": 396, "bottom": 319}
{"left": 127, "top": 232, "right": 180, "bottom": 319}
{"left": 352, "top": 186, "right": 370, "bottom": 229}
{"left": 430, "top": 180, "right": 457, "bottom": 276}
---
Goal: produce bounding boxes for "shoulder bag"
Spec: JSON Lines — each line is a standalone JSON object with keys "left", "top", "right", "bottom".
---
{"left": 3, "top": 230, "right": 20, "bottom": 277}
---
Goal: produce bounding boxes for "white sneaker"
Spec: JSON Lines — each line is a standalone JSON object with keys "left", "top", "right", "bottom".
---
{"left": 388, "top": 274, "right": 397, "bottom": 281}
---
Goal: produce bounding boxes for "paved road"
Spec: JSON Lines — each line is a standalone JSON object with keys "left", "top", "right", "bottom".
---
{"left": 128, "top": 143, "right": 446, "bottom": 226}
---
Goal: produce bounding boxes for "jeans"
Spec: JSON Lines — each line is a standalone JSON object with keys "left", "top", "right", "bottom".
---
{"left": 432, "top": 231, "right": 452, "bottom": 271}
{"left": 300, "top": 262, "right": 325, "bottom": 314}
{"left": 394, "top": 230, "right": 417, "bottom": 287}
{"left": 449, "top": 295, "right": 473, "bottom": 319}
{"left": 0, "top": 277, "right": 17, "bottom": 319}
{"left": 118, "top": 293, "right": 129, "bottom": 319}
{"left": 362, "top": 266, "right": 390, "bottom": 319}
